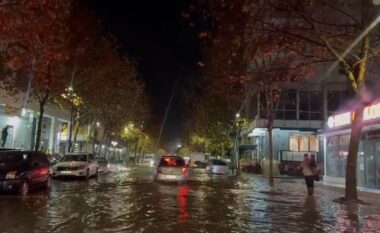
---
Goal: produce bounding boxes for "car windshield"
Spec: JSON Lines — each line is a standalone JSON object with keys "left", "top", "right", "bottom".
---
{"left": 212, "top": 160, "right": 227, "bottom": 166}
{"left": 61, "top": 154, "right": 88, "bottom": 162}
{"left": 96, "top": 157, "right": 107, "bottom": 163}
{"left": 159, "top": 157, "right": 185, "bottom": 167}
{"left": 0, "top": 153, "right": 29, "bottom": 165}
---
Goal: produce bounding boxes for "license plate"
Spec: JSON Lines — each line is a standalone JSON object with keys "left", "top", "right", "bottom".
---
{"left": 61, "top": 171, "right": 72, "bottom": 174}
{"left": 166, "top": 175, "right": 177, "bottom": 179}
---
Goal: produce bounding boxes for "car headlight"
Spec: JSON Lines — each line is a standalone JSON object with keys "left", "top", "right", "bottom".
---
{"left": 5, "top": 171, "right": 19, "bottom": 179}
{"left": 77, "top": 165, "right": 87, "bottom": 170}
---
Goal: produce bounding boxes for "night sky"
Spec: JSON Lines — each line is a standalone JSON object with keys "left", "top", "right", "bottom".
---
{"left": 87, "top": 0, "right": 201, "bottom": 151}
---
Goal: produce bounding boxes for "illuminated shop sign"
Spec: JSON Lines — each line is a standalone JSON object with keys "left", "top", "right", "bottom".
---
{"left": 328, "top": 102, "right": 380, "bottom": 129}
{"left": 327, "top": 112, "right": 351, "bottom": 128}
{"left": 363, "top": 102, "right": 380, "bottom": 121}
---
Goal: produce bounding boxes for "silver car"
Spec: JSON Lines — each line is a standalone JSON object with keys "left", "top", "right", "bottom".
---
{"left": 206, "top": 159, "right": 229, "bottom": 175}
{"left": 155, "top": 156, "right": 188, "bottom": 183}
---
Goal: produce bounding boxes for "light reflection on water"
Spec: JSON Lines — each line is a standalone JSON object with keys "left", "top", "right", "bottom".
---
{"left": 0, "top": 167, "right": 379, "bottom": 233}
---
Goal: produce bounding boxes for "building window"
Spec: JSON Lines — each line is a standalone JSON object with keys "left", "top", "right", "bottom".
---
{"left": 299, "top": 91, "right": 323, "bottom": 120}
{"left": 275, "top": 89, "right": 297, "bottom": 120}
{"left": 289, "top": 134, "right": 319, "bottom": 152}
{"left": 327, "top": 90, "right": 351, "bottom": 116}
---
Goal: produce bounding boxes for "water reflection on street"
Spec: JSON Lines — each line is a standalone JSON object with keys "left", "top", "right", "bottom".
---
{"left": 0, "top": 165, "right": 379, "bottom": 233}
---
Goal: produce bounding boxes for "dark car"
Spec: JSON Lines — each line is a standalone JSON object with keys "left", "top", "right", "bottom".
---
{"left": 0, "top": 150, "right": 51, "bottom": 196}
{"left": 193, "top": 160, "right": 206, "bottom": 168}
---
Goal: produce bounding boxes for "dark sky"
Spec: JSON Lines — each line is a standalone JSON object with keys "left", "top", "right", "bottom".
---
{"left": 87, "top": 0, "right": 201, "bottom": 151}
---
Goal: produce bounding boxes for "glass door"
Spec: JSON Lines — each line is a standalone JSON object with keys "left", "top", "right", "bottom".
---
{"left": 375, "top": 141, "right": 380, "bottom": 189}
{"left": 364, "top": 140, "right": 376, "bottom": 189}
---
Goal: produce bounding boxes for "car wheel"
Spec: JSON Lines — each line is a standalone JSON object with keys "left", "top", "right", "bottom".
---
{"left": 45, "top": 176, "right": 52, "bottom": 189}
{"left": 85, "top": 169, "right": 90, "bottom": 179}
{"left": 19, "top": 180, "right": 29, "bottom": 196}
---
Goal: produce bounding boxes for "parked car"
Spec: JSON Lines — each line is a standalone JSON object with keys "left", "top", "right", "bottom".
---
{"left": 142, "top": 154, "right": 158, "bottom": 167}
{"left": 0, "top": 150, "right": 51, "bottom": 196}
{"left": 206, "top": 159, "right": 229, "bottom": 175}
{"left": 155, "top": 155, "right": 188, "bottom": 183}
{"left": 95, "top": 157, "right": 110, "bottom": 174}
{"left": 192, "top": 160, "right": 206, "bottom": 168}
{"left": 52, "top": 153, "right": 98, "bottom": 178}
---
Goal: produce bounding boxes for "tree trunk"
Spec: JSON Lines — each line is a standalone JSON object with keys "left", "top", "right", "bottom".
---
{"left": 68, "top": 105, "right": 74, "bottom": 152}
{"left": 34, "top": 90, "right": 49, "bottom": 151}
{"left": 345, "top": 105, "right": 364, "bottom": 201}
{"left": 71, "top": 119, "right": 80, "bottom": 152}
{"left": 268, "top": 121, "right": 274, "bottom": 186}
{"left": 266, "top": 87, "right": 275, "bottom": 186}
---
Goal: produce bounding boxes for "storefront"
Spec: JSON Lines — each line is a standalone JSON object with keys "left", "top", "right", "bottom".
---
{"left": 323, "top": 102, "right": 380, "bottom": 190}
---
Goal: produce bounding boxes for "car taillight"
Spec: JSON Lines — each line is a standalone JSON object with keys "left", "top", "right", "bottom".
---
{"left": 157, "top": 167, "right": 162, "bottom": 173}
{"left": 182, "top": 167, "right": 187, "bottom": 173}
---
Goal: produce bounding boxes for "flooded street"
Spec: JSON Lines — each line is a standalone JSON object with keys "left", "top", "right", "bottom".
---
{"left": 1, "top": 165, "right": 380, "bottom": 233}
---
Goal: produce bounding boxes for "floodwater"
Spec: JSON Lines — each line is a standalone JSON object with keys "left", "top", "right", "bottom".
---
{"left": 1, "top": 165, "right": 380, "bottom": 233}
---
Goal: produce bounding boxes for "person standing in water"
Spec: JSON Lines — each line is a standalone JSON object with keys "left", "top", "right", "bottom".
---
{"left": 309, "top": 154, "right": 320, "bottom": 181}
{"left": 298, "top": 153, "right": 315, "bottom": 195}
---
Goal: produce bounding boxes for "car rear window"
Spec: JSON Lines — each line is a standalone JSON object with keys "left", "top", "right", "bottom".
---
{"left": 0, "top": 152, "right": 29, "bottom": 165}
{"left": 212, "top": 160, "right": 227, "bottom": 166}
{"left": 159, "top": 157, "right": 185, "bottom": 167}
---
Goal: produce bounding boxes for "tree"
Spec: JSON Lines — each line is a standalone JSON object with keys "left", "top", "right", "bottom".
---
{"left": 121, "top": 123, "right": 152, "bottom": 161}
{"left": 0, "top": 0, "right": 71, "bottom": 151}
{"left": 249, "top": 48, "right": 314, "bottom": 185}
{"left": 77, "top": 37, "right": 149, "bottom": 153}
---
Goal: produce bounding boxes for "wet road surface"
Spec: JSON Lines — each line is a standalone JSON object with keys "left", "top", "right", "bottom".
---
{"left": 1, "top": 165, "right": 380, "bottom": 233}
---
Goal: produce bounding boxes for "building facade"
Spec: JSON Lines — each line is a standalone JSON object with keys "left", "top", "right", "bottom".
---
{"left": 323, "top": 101, "right": 380, "bottom": 191}
{"left": 241, "top": 65, "right": 351, "bottom": 173}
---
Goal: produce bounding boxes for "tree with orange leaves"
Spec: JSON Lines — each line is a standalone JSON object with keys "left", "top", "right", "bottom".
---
{"left": 0, "top": 0, "right": 71, "bottom": 151}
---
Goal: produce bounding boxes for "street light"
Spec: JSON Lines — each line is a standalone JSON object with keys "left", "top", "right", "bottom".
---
{"left": 61, "top": 86, "right": 82, "bottom": 153}
{"left": 236, "top": 113, "right": 240, "bottom": 118}
{"left": 111, "top": 141, "right": 118, "bottom": 147}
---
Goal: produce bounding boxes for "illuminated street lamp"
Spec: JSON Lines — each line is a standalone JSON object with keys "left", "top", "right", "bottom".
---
{"left": 111, "top": 141, "right": 118, "bottom": 147}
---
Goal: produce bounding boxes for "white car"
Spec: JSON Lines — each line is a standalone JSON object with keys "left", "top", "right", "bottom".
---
{"left": 206, "top": 159, "right": 229, "bottom": 175}
{"left": 95, "top": 157, "right": 111, "bottom": 174}
{"left": 52, "top": 153, "right": 98, "bottom": 178}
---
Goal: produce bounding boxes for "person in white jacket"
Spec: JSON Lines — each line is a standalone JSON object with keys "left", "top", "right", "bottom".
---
{"left": 298, "top": 153, "right": 317, "bottom": 195}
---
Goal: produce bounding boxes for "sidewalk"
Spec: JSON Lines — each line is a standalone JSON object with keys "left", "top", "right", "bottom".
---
{"left": 243, "top": 172, "right": 380, "bottom": 206}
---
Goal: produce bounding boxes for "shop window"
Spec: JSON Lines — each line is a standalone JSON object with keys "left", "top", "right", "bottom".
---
{"left": 299, "top": 135, "right": 309, "bottom": 151}
{"left": 289, "top": 136, "right": 299, "bottom": 151}
{"left": 309, "top": 135, "right": 319, "bottom": 152}
{"left": 326, "top": 134, "right": 350, "bottom": 178}
{"left": 289, "top": 134, "right": 318, "bottom": 152}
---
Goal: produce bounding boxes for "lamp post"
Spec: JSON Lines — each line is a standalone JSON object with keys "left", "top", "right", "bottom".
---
{"left": 233, "top": 113, "right": 245, "bottom": 175}
{"left": 61, "top": 86, "right": 77, "bottom": 152}
{"left": 111, "top": 140, "right": 118, "bottom": 162}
